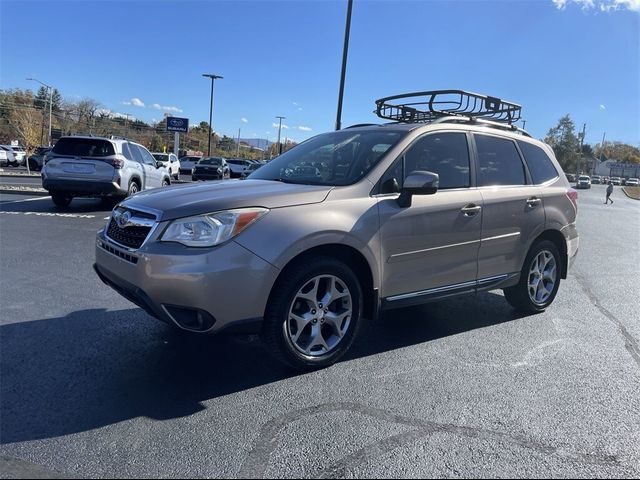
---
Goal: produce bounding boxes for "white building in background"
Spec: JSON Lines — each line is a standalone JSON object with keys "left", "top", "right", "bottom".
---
{"left": 594, "top": 159, "right": 640, "bottom": 178}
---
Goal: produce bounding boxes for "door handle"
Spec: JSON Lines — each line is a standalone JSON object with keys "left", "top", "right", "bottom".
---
{"left": 526, "top": 197, "right": 542, "bottom": 208}
{"left": 461, "top": 204, "right": 482, "bottom": 216}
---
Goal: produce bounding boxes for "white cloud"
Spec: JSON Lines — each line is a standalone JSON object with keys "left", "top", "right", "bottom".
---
{"left": 150, "top": 103, "right": 183, "bottom": 113}
{"left": 131, "top": 98, "right": 145, "bottom": 107}
{"left": 293, "top": 102, "right": 299, "bottom": 106}
{"left": 552, "top": 0, "right": 639, "bottom": 11}
{"left": 298, "top": 107, "right": 303, "bottom": 111}
{"left": 600, "top": 104, "right": 606, "bottom": 110}
{"left": 272, "top": 122, "right": 289, "bottom": 129}
{"left": 297, "top": 126, "right": 312, "bottom": 132}
{"left": 121, "top": 101, "right": 131, "bottom": 106}
{"left": 241, "top": 117, "right": 248, "bottom": 123}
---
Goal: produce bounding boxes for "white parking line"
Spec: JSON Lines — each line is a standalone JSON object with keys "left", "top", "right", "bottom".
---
{"left": 0, "top": 211, "right": 97, "bottom": 219}
{"left": 0, "top": 196, "right": 51, "bottom": 204}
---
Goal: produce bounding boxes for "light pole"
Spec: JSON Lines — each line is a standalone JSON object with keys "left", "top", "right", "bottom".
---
{"left": 26, "top": 77, "right": 53, "bottom": 146}
{"left": 202, "top": 73, "right": 223, "bottom": 156}
{"left": 276, "top": 116, "right": 285, "bottom": 155}
{"left": 335, "top": 0, "right": 353, "bottom": 131}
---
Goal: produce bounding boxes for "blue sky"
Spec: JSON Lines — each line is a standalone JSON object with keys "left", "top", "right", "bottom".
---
{"left": 1, "top": 0, "right": 638, "bottom": 145}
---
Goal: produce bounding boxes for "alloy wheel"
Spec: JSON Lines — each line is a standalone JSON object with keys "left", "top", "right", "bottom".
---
{"left": 528, "top": 250, "right": 557, "bottom": 305}
{"left": 286, "top": 275, "right": 353, "bottom": 357}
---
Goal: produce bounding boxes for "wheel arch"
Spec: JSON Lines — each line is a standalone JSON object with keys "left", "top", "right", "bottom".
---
{"left": 531, "top": 229, "right": 568, "bottom": 279}
{"left": 267, "top": 243, "right": 378, "bottom": 321}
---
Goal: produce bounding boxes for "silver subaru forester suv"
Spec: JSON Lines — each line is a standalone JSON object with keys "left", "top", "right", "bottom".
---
{"left": 42, "top": 135, "right": 172, "bottom": 208}
{"left": 94, "top": 91, "right": 579, "bottom": 370}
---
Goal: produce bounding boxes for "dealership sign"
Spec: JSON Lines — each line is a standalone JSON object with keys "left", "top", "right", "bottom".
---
{"left": 166, "top": 117, "right": 189, "bottom": 133}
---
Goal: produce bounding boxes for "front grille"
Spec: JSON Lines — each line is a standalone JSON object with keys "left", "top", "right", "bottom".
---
{"left": 99, "top": 241, "right": 139, "bottom": 264}
{"left": 106, "top": 220, "right": 152, "bottom": 249}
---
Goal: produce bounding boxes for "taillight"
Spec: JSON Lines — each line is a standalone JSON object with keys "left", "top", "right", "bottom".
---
{"left": 107, "top": 158, "right": 125, "bottom": 169}
{"left": 566, "top": 188, "right": 578, "bottom": 208}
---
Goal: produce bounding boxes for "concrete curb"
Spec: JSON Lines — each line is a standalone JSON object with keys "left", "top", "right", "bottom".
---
{"left": 621, "top": 187, "right": 640, "bottom": 200}
{"left": 0, "top": 188, "right": 48, "bottom": 196}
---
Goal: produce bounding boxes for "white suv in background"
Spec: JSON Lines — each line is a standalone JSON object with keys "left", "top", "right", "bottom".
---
{"left": 152, "top": 152, "right": 180, "bottom": 180}
{"left": 42, "top": 135, "right": 172, "bottom": 208}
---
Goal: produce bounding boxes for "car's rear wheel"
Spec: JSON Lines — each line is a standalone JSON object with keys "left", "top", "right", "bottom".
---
{"left": 51, "top": 192, "right": 72, "bottom": 208}
{"left": 504, "top": 240, "right": 561, "bottom": 313}
{"left": 262, "top": 257, "right": 362, "bottom": 370}
{"left": 162, "top": 179, "right": 169, "bottom": 187}
{"left": 127, "top": 180, "right": 139, "bottom": 197}
{"left": 28, "top": 159, "right": 38, "bottom": 171}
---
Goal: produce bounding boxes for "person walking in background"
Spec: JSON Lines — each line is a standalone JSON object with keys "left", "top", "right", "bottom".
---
{"left": 605, "top": 181, "right": 614, "bottom": 204}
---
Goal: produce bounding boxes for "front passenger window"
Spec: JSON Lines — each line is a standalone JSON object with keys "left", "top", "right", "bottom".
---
{"left": 404, "top": 132, "right": 471, "bottom": 190}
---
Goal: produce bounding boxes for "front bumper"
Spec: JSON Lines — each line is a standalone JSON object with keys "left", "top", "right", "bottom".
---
{"left": 94, "top": 229, "right": 279, "bottom": 333}
{"left": 192, "top": 172, "right": 224, "bottom": 180}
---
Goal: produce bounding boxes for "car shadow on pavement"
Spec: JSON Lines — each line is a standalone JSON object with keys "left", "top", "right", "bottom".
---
{"left": 0, "top": 292, "right": 530, "bottom": 444}
{"left": 0, "top": 197, "right": 113, "bottom": 214}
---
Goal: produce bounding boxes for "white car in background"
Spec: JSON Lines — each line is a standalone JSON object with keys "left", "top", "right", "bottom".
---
{"left": 152, "top": 153, "right": 180, "bottom": 180}
{"left": 625, "top": 177, "right": 639, "bottom": 187}
{"left": 0, "top": 145, "right": 25, "bottom": 166}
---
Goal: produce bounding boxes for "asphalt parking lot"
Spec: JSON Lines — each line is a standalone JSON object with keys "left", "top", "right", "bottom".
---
{"left": 0, "top": 184, "right": 638, "bottom": 478}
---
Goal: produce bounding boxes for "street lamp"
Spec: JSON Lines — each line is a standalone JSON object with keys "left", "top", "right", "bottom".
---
{"left": 335, "top": 0, "right": 353, "bottom": 131}
{"left": 26, "top": 77, "right": 53, "bottom": 146}
{"left": 202, "top": 73, "right": 223, "bottom": 156}
{"left": 276, "top": 116, "right": 285, "bottom": 155}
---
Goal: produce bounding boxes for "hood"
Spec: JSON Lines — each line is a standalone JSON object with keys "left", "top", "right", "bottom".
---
{"left": 121, "top": 179, "right": 333, "bottom": 221}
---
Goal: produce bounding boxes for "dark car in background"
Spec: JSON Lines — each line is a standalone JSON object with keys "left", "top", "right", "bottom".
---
{"left": 191, "top": 157, "right": 230, "bottom": 181}
{"left": 28, "top": 147, "right": 52, "bottom": 171}
{"left": 179, "top": 155, "right": 202, "bottom": 175}
{"left": 227, "top": 158, "right": 252, "bottom": 178}
{"left": 565, "top": 173, "right": 576, "bottom": 182}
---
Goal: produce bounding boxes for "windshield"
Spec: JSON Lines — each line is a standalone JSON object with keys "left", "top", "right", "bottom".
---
{"left": 153, "top": 154, "right": 169, "bottom": 162}
{"left": 180, "top": 156, "right": 201, "bottom": 162}
{"left": 579, "top": 176, "right": 590, "bottom": 180}
{"left": 52, "top": 138, "right": 115, "bottom": 157}
{"left": 198, "top": 158, "right": 223, "bottom": 165}
{"left": 249, "top": 129, "right": 405, "bottom": 185}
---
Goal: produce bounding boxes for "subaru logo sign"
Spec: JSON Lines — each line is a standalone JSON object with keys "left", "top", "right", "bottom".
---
{"left": 166, "top": 116, "right": 189, "bottom": 133}
{"left": 115, "top": 210, "right": 132, "bottom": 229}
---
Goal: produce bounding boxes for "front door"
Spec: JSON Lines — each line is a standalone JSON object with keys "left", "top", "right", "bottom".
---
{"left": 378, "top": 131, "right": 482, "bottom": 303}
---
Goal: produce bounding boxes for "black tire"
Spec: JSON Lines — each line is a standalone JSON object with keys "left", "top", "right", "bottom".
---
{"left": 51, "top": 192, "right": 72, "bottom": 208}
{"left": 191, "top": 176, "right": 197, "bottom": 182}
{"left": 503, "top": 239, "right": 562, "bottom": 313}
{"left": 162, "top": 179, "right": 170, "bottom": 187}
{"left": 127, "top": 180, "right": 139, "bottom": 197}
{"left": 173, "top": 173, "right": 179, "bottom": 181}
{"left": 261, "top": 256, "right": 363, "bottom": 370}
{"left": 28, "top": 160, "right": 37, "bottom": 171}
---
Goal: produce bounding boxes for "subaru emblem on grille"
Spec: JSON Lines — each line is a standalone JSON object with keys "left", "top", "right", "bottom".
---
{"left": 116, "top": 211, "right": 132, "bottom": 228}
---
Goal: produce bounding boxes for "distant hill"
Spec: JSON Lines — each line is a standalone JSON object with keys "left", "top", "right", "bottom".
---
{"left": 240, "top": 138, "right": 273, "bottom": 149}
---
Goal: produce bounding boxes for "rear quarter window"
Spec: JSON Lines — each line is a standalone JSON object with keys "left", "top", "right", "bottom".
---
{"left": 52, "top": 138, "right": 115, "bottom": 157}
{"left": 517, "top": 140, "right": 559, "bottom": 184}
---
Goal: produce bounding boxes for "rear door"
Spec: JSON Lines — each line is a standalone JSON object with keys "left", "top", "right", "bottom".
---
{"left": 474, "top": 133, "right": 545, "bottom": 281}
{"left": 44, "top": 137, "right": 116, "bottom": 183}
{"left": 132, "top": 144, "right": 162, "bottom": 188}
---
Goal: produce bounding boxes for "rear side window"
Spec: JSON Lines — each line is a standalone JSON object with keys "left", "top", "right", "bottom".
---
{"left": 52, "top": 138, "right": 115, "bottom": 157}
{"left": 517, "top": 141, "right": 559, "bottom": 184}
{"left": 128, "top": 143, "right": 144, "bottom": 163}
{"left": 476, "top": 135, "right": 526, "bottom": 186}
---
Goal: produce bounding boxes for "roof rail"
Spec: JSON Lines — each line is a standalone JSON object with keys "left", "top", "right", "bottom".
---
{"left": 432, "top": 116, "right": 532, "bottom": 137}
{"left": 344, "top": 123, "right": 379, "bottom": 129}
{"left": 109, "top": 135, "right": 131, "bottom": 141}
{"left": 375, "top": 90, "right": 522, "bottom": 125}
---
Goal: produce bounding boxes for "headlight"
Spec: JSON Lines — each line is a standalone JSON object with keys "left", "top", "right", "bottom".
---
{"left": 161, "top": 208, "right": 268, "bottom": 247}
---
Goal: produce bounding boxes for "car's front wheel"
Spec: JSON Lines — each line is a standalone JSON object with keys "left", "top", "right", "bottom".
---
{"left": 262, "top": 257, "right": 363, "bottom": 370}
{"left": 504, "top": 240, "right": 561, "bottom": 313}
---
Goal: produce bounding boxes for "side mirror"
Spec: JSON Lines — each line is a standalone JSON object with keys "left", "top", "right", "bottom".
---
{"left": 397, "top": 170, "right": 439, "bottom": 208}
{"left": 155, "top": 162, "right": 163, "bottom": 169}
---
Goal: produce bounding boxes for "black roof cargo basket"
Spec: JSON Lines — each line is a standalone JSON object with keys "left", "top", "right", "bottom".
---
{"left": 375, "top": 90, "right": 522, "bottom": 125}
